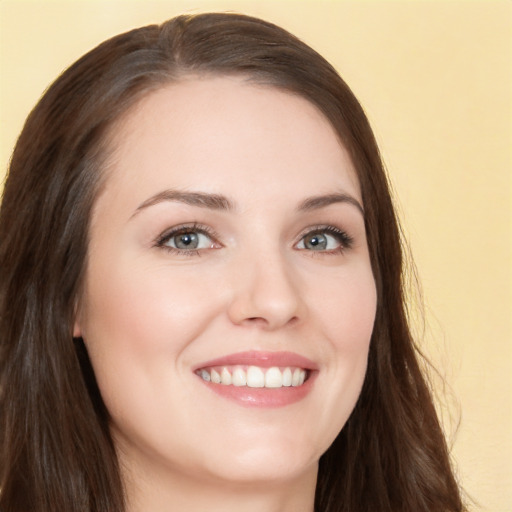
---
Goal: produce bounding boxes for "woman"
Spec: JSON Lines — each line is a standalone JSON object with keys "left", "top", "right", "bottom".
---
{"left": 0, "top": 12, "right": 464, "bottom": 512}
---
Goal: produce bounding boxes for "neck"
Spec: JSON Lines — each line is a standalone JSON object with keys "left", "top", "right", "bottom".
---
{"left": 121, "top": 452, "right": 318, "bottom": 512}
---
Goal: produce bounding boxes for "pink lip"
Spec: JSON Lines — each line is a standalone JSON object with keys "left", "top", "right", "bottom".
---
{"left": 194, "top": 350, "right": 318, "bottom": 371}
{"left": 194, "top": 351, "right": 318, "bottom": 408}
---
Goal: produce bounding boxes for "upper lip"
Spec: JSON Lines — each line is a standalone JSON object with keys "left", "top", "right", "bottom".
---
{"left": 194, "top": 350, "right": 318, "bottom": 371}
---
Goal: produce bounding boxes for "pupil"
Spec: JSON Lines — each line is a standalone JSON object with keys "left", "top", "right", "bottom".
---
{"left": 176, "top": 232, "right": 198, "bottom": 249}
{"left": 306, "top": 233, "right": 327, "bottom": 250}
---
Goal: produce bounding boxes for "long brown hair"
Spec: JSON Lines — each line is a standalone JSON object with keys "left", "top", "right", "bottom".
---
{"left": 0, "top": 13, "right": 464, "bottom": 512}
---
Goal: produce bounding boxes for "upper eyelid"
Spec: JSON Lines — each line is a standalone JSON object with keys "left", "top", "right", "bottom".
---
{"left": 295, "top": 224, "right": 351, "bottom": 239}
{"left": 158, "top": 223, "right": 214, "bottom": 235}
{"left": 155, "top": 223, "right": 219, "bottom": 245}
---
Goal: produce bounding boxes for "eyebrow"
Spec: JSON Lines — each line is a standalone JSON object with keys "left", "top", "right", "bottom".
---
{"left": 132, "top": 190, "right": 235, "bottom": 217}
{"left": 297, "top": 193, "right": 364, "bottom": 216}
{"left": 131, "top": 189, "right": 364, "bottom": 218}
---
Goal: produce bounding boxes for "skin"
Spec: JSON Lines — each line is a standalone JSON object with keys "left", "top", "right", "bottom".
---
{"left": 74, "top": 76, "right": 377, "bottom": 512}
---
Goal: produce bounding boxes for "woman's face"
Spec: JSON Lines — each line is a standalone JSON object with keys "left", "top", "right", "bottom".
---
{"left": 75, "top": 77, "right": 376, "bottom": 489}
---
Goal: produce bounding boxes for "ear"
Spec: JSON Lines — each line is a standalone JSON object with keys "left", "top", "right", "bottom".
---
{"left": 73, "top": 300, "right": 83, "bottom": 338}
{"left": 73, "top": 320, "right": 82, "bottom": 338}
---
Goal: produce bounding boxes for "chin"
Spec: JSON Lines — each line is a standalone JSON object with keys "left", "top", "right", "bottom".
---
{"left": 205, "top": 452, "right": 318, "bottom": 487}
{"left": 194, "top": 430, "right": 322, "bottom": 486}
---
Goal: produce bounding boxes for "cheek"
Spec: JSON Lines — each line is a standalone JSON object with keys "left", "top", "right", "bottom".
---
{"left": 80, "top": 259, "right": 220, "bottom": 353}
{"left": 76, "top": 258, "right": 224, "bottom": 430}
{"left": 329, "top": 269, "right": 376, "bottom": 392}
{"left": 76, "top": 258, "right": 227, "bottom": 419}
{"left": 307, "top": 264, "right": 376, "bottom": 440}
{"left": 314, "top": 264, "right": 377, "bottom": 351}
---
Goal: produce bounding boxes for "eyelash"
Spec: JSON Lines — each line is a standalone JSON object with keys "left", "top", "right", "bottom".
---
{"left": 154, "top": 223, "right": 354, "bottom": 257}
{"left": 295, "top": 225, "right": 354, "bottom": 255}
{"left": 155, "top": 223, "right": 220, "bottom": 256}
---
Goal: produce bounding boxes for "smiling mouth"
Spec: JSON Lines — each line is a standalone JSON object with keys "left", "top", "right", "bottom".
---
{"left": 195, "top": 365, "right": 308, "bottom": 388}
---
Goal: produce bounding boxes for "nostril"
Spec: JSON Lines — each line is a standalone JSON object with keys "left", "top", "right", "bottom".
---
{"left": 243, "top": 315, "right": 299, "bottom": 329}
{"left": 245, "top": 316, "right": 268, "bottom": 325}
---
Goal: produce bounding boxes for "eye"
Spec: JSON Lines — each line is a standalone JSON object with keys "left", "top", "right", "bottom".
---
{"left": 295, "top": 227, "right": 353, "bottom": 253}
{"left": 166, "top": 230, "right": 210, "bottom": 250}
{"left": 156, "top": 224, "right": 219, "bottom": 254}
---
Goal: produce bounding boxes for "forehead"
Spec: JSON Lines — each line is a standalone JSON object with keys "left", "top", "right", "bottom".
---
{"left": 101, "top": 76, "right": 361, "bottom": 210}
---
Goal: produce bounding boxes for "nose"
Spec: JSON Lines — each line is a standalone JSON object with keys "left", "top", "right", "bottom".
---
{"left": 226, "top": 252, "right": 304, "bottom": 331}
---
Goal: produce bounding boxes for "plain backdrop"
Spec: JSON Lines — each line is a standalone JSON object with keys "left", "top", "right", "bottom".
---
{"left": 1, "top": 1, "right": 510, "bottom": 511}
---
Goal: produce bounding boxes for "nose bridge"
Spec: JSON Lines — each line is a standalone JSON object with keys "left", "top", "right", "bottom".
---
{"left": 227, "top": 244, "right": 302, "bottom": 329}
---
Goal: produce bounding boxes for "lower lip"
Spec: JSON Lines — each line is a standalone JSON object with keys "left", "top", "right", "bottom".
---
{"left": 197, "top": 372, "right": 317, "bottom": 408}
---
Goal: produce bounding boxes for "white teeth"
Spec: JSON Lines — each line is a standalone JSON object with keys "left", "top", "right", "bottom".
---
{"left": 282, "top": 367, "right": 292, "bottom": 387}
{"left": 231, "top": 367, "right": 247, "bottom": 387}
{"left": 247, "top": 366, "right": 265, "bottom": 388}
{"left": 220, "top": 367, "right": 232, "bottom": 385}
{"left": 197, "top": 366, "right": 309, "bottom": 388}
{"left": 265, "top": 367, "right": 283, "bottom": 388}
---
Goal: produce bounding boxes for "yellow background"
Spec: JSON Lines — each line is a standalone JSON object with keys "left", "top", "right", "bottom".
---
{"left": 1, "top": 1, "right": 510, "bottom": 510}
